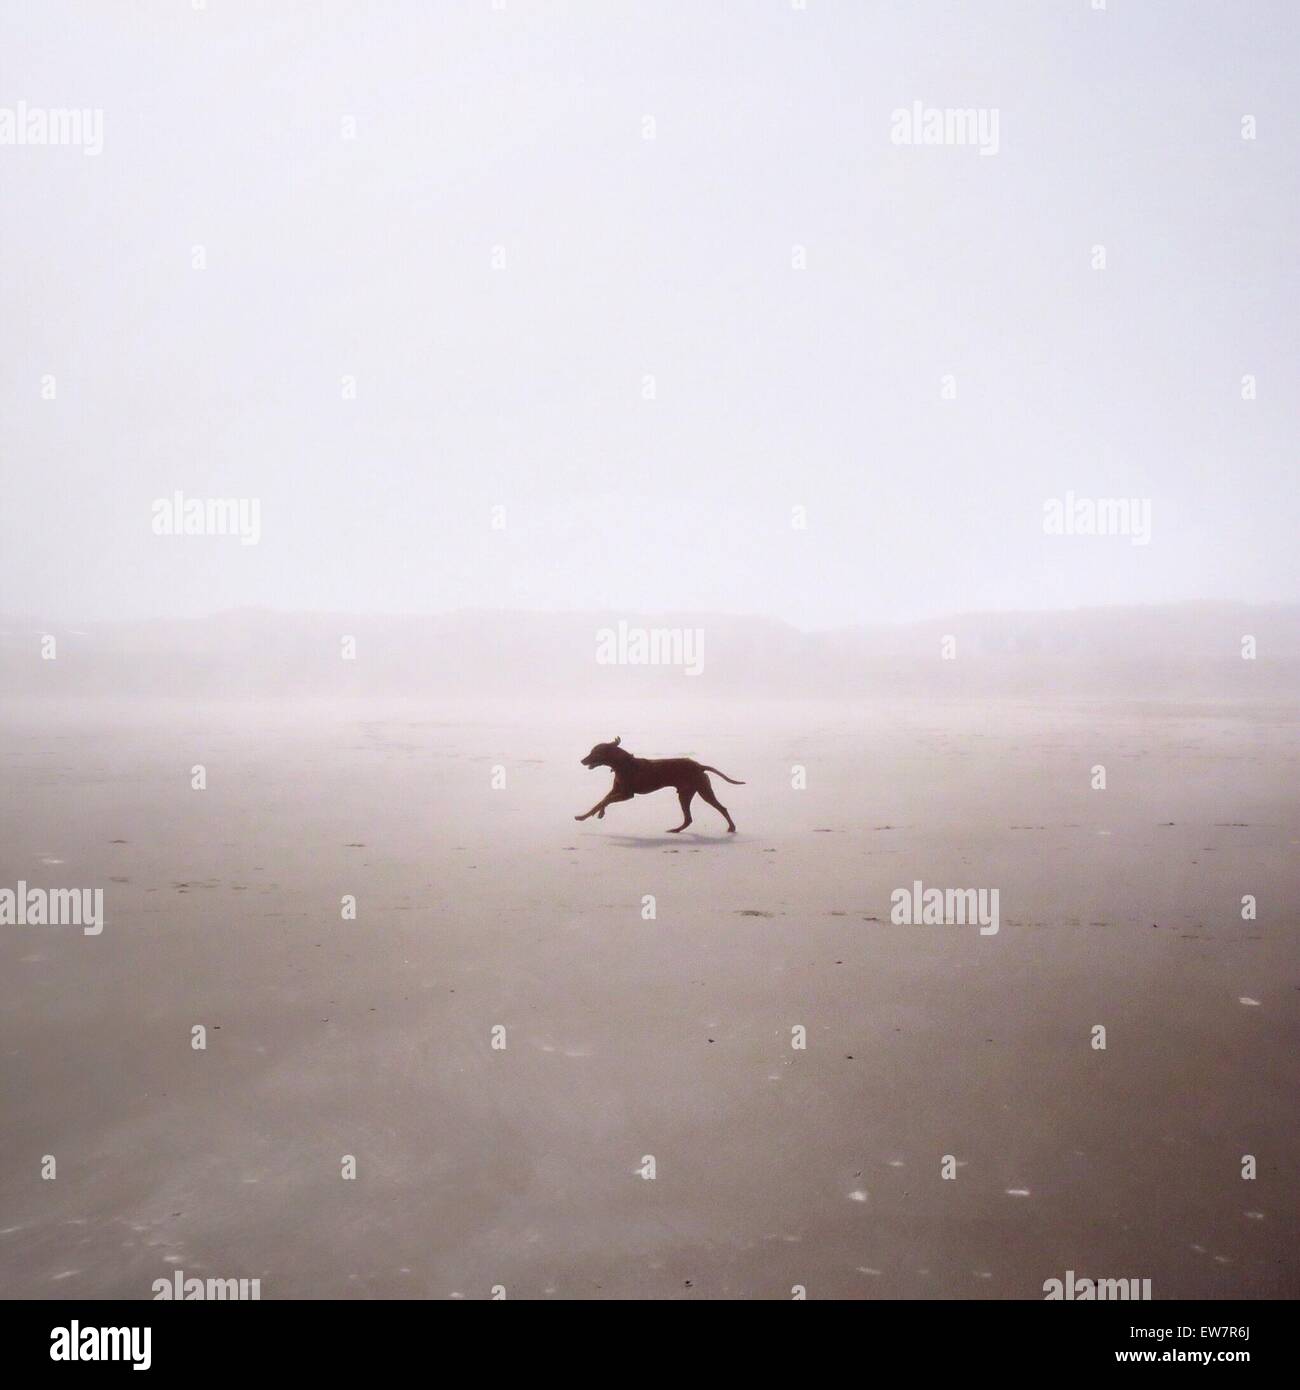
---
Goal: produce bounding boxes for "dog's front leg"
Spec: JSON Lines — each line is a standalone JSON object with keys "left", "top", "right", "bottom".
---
{"left": 576, "top": 787, "right": 630, "bottom": 821}
{"left": 575, "top": 793, "right": 614, "bottom": 822}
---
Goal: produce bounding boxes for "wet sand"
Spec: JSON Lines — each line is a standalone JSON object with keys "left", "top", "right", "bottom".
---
{"left": 1, "top": 696, "right": 1297, "bottom": 1299}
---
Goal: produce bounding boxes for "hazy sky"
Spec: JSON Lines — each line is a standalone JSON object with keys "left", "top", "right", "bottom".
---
{"left": 2, "top": 0, "right": 1297, "bottom": 628}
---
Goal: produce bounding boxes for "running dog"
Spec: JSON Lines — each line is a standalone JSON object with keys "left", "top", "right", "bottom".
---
{"left": 575, "top": 737, "right": 744, "bottom": 833}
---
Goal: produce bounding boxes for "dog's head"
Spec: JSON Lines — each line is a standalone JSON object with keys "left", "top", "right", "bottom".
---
{"left": 581, "top": 736, "right": 623, "bottom": 769}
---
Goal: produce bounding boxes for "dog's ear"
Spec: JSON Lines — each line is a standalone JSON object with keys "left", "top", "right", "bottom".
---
{"left": 612, "top": 736, "right": 621, "bottom": 746}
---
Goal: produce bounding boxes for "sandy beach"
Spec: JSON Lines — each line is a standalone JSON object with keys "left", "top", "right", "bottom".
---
{"left": 2, "top": 693, "right": 1296, "bottom": 1299}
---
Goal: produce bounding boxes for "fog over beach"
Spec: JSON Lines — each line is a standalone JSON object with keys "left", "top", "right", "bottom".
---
{"left": 5, "top": 602, "right": 1299, "bottom": 698}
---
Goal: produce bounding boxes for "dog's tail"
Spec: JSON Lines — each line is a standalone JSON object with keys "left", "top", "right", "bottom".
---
{"left": 700, "top": 765, "right": 745, "bottom": 785}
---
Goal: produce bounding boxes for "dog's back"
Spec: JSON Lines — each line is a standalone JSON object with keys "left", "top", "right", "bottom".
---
{"left": 631, "top": 757, "right": 703, "bottom": 790}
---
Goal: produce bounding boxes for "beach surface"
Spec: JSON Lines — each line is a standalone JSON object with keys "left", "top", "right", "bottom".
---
{"left": 2, "top": 695, "right": 1297, "bottom": 1299}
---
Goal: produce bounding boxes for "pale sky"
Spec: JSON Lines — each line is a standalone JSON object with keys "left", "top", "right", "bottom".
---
{"left": 2, "top": 0, "right": 1297, "bottom": 628}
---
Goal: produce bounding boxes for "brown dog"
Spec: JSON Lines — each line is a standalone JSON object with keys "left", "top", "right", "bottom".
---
{"left": 576, "top": 737, "right": 744, "bottom": 833}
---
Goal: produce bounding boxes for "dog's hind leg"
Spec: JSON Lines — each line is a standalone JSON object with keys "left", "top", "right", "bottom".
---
{"left": 697, "top": 778, "right": 736, "bottom": 833}
{"left": 668, "top": 788, "right": 695, "bottom": 833}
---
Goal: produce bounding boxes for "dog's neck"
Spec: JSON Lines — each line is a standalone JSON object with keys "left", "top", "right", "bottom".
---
{"left": 607, "top": 746, "right": 635, "bottom": 770}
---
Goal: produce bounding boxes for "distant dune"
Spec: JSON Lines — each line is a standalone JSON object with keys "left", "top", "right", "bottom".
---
{"left": 1, "top": 602, "right": 1296, "bottom": 699}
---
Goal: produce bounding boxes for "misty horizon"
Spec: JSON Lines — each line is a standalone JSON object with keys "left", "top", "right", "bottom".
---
{"left": 6, "top": 594, "right": 1300, "bottom": 633}
{"left": 6, "top": 599, "right": 1295, "bottom": 701}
